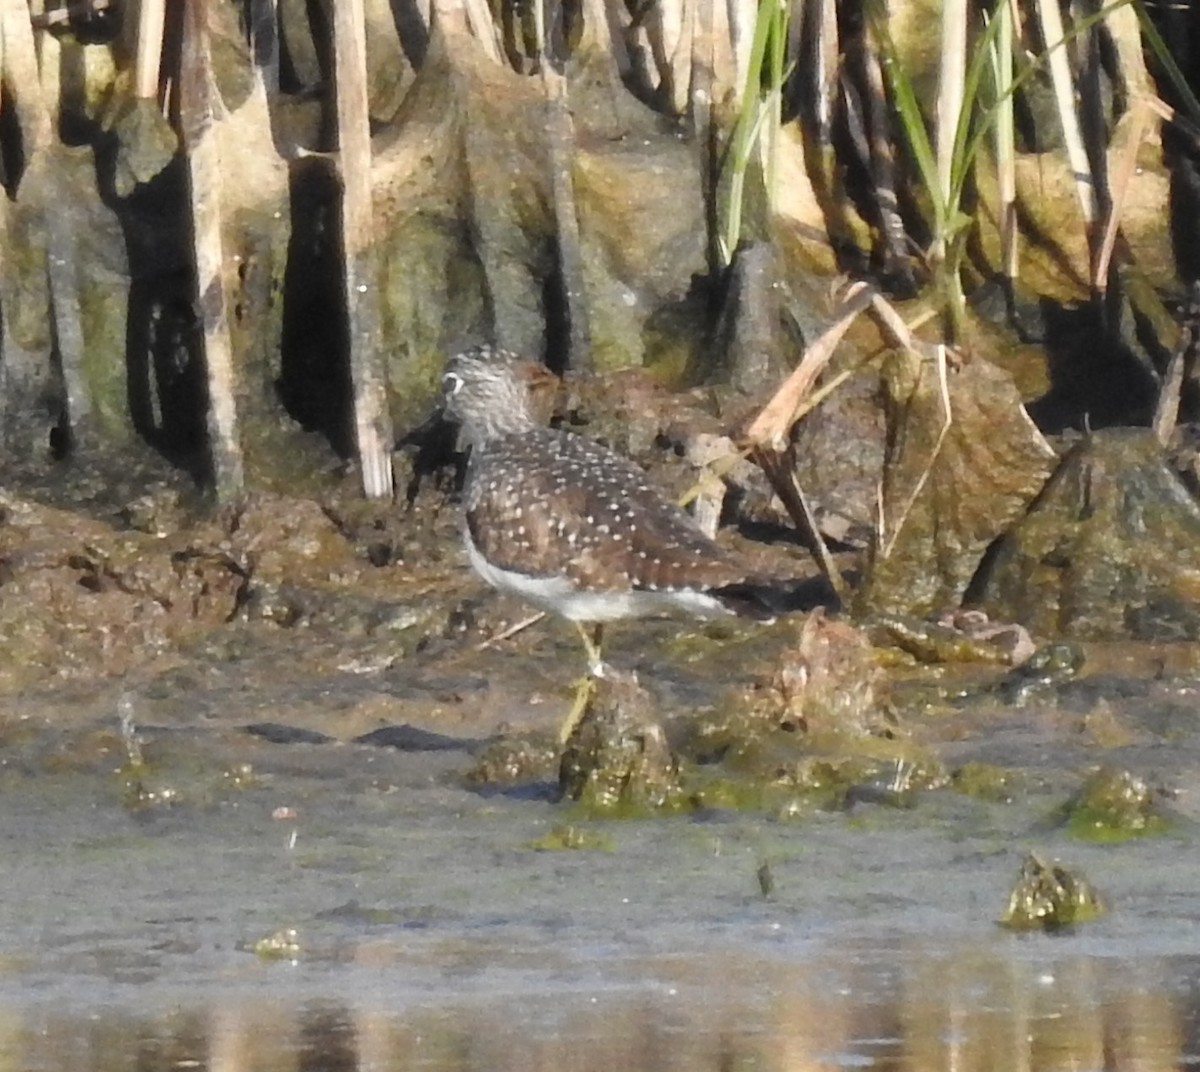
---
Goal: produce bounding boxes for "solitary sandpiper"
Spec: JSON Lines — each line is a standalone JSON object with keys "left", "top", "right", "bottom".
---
{"left": 442, "top": 346, "right": 771, "bottom": 736}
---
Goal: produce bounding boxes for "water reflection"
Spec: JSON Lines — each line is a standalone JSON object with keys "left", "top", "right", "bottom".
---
{"left": 4, "top": 947, "right": 1196, "bottom": 1072}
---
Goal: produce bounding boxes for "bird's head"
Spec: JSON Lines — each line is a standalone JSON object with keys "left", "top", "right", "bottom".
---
{"left": 442, "top": 346, "right": 554, "bottom": 446}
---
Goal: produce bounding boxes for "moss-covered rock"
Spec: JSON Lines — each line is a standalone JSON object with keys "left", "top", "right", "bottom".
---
{"left": 557, "top": 670, "right": 684, "bottom": 813}
{"left": 999, "top": 853, "right": 1106, "bottom": 931}
{"left": 977, "top": 430, "right": 1200, "bottom": 640}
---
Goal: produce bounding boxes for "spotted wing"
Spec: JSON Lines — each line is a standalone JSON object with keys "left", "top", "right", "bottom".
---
{"left": 464, "top": 429, "right": 747, "bottom": 593}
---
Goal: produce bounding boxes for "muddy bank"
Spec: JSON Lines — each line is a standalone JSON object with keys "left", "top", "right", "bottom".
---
{"left": 4, "top": 437, "right": 1200, "bottom": 834}
{"left": 2, "top": 414, "right": 1200, "bottom": 1070}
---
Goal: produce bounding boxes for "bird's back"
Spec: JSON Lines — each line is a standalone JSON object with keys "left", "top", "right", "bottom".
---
{"left": 463, "top": 426, "right": 748, "bottom": 599}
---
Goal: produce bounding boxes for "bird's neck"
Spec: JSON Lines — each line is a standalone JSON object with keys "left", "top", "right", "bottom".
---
{"left": 462, "top": 406, "right": 538, "bottom": 448}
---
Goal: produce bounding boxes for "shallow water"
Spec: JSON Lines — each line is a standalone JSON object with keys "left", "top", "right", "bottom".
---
{"left": 3, "top": 723, "right": 1200, "bottom": 1072}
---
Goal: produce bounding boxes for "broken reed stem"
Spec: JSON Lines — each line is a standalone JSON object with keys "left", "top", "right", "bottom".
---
{"left": 860, "top": 22, "right": 906, "bottom": 273}
{"left": 813, "top": 0, "right": 838, "bottom": 144}
{"left": 135, "top": 0, "right": 166, "bottom": 99}
{"left": 180, "top": 0, "right": 245, "bottom": 499}
{"left": 460, "top": 0, "right": 504, "bottom": 62}
{"left": 933, "top": 0, "right": 967, "bottom": 266}
{"left": 879, "top": 343, "right": 953, "bottom": 560}
{"left": 737, "top": 279, "right": 897, "bottom": 607}
{"left": 752, "top": 445, "right": 847, "bottom": 604}
{"left": 726, "top": 0, "right": 755, "bottom": 103}
{"left": 1034, "top": 0, "right": 1097, "bottom": 228}
{"left": 1152, "top": 282, "right": 1200, "bottom": 446}
{"left": 542, "top": 68, "right": 592, "bottom": 370}
{"left": 742, "top": 279, "right": 876, "bottom": 451}
{"left": 690, "top": 0, "right": 715, "bottom": 141}
{"left": 332, "top": 0, "right": 395, "bottom": 499}
{"left": 5, "top": 0, "right": 91, "bottom": 447}
{"left": 1094, "top": 100, "right": 1152, "bottom": 294}
{"left": 993, "top": 0, "right": 1017, "bottom": 283}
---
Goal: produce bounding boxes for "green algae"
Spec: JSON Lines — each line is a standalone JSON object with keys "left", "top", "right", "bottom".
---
{"left": 999, "top": 853, "right": 1106, "bottom": 931}
{"left": 951, "top": 762, "right": 1019, "bottom": 803}
{"left": 525, "top": 825, "right": 614, "bottom": 851}
{"left": 463, "top": 737, "right": 559, "bottom": 788}
{"left": 251, "top": 928, "right": 302, "bottom": 961}
{"left": 1060, "top": 767, "right": 1171, "bottom": 842}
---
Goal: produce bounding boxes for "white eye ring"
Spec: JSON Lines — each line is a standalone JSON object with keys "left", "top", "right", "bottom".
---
{"left": 443, "top": 371, "right": 464, "bottom": 395}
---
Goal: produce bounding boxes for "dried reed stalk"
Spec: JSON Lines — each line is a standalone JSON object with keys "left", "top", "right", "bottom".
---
{"left": 460, "top": 0, "right": 504, "bottom": 62}
{"left": 813, "top": 0, "right": 838, "bottom": 144}
{"left": 1094, "top": 100, "right": 1152, "bottom": 294}
{"left": 690, "top": 0, "right": 716, "bottom": 134}
{"left": 738, "top": 278, "right": 949, "bottom": 588}
{"left": 994, "top": 0, "right": 1018, "bottom": 283}
{"left": 180, "top": 0, "right": 245, "bottom": 498}
{"left": 934, "top": 0, "right": 967, "bottom": 265}
{"left": 1034, "top": 0, "right": 1097, "bottom": 227}
{"left": 4, "top": 0, "right": 90, "bottom": 447}
{"left": 332, "top": 0, "right": 395, "bottom": 499}
{"left": 135, "top": 0, "right": 166, "bottom": 99}
{"left": 738, "top": 280, "right": 880, "bottom": 603}
{"left": 542, "top": 68, "right": 592, "bottom": 370}
{"left": 1152, "top": 284, "right": 1200, "bottom": 446}
{"left": 726, "top": 0, "right": 755, "bottom": 102}
{"left": 860, "top": 21, "right": 907, "bottom": 273}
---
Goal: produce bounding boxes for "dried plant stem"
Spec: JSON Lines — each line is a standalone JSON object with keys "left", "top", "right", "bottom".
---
{"left": 461, "top": 0, "right": 503, "bottom": 62}
{"left": 135, "top": 0, "right": 166, "bottom": 99}
{"left": 333, "top": 0, "right": 395, "bottom": 499}
{"left": 477, "top": 611, "right": 547, "bottom": 650}
{"left": 667, "top": 0, "right": 696, "bottom": 115}
{"left": 879, "top": 344, "right": 952, "bottom": 560}
{"left": 992, "top": 0, "right": 1018, "bottom": 283}
{"left": 814, "top": 0, "right": 838, "bottom": 143}
{"left": 4, "top": 0, "right": 91, "bottom": 446}
{"left": 542, "top": 69, "right": 591, "bottom": 370}
{"left": 1034, "top": 0, "right": 1097, "bottom": 228}
{"left": 753, "top": 444, "right": 847, "bottom": 603}
{"left": 1094, "top": 99, "right": 1152, "bottom": 293}
{"left": 934, "top": 0, "right": 968, "bottom": 265}
{"left": 690, "top": 0, "right": 715, "bottom": 135}
{"left": 726, "top": 0, "right": 755, "bottom": 101}
{"left": 742, "top": 280, "right": 877, "bottom": 451}
{"left": 739, "top": 279, "right": 892, "bottom": 604}
{"left": 860, "top": 20, "right": 907, "bottom": 275}
{"left": 180, "top": 0, "right": 245, "bottom": 499}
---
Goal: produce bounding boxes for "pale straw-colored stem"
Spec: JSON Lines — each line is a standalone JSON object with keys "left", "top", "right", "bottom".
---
{"left": 1035, "top": 0, "right": 1097, "bottom": 225}
{"left": 934, "top": 0, "right": 968, "bottom": 263}
{"left": 333, "top": 0, "right": 395, "bottom": 498}
{"left": 180, "top": 0, "right": 245, "bottom": 499}
{"left": 136, "top": 0, "right": 166, "bottom": 99}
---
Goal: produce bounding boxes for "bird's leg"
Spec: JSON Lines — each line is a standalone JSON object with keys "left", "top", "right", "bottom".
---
{"left": 577, "top": 621, "right": 606, "bottom": 677}
{"left": 560, "top": 622, "right": 606, "bottom": 744}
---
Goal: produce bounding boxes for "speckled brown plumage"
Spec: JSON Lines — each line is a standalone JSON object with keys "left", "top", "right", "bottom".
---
{"left": 442, "top": 346, "right": 766, "bottom": 630}
{"left": 463, "top": 425, "right": 751, "bottom": 593}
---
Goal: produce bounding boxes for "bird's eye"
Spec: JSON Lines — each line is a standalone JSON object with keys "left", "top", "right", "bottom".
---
{"left": 442, "top": 372, "right": 464, "bottom": 396}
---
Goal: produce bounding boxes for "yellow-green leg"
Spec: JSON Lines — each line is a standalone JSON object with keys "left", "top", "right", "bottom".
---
{"left": 576, "top": 621, "right": 605, "bottom": 676}
{"left": 559, "top": 622, "right": 605, "bottom": 744}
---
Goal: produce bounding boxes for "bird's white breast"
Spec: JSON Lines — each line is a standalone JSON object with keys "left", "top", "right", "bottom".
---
{"left": 464, "top": 530, "right": 731, "bottom": 622}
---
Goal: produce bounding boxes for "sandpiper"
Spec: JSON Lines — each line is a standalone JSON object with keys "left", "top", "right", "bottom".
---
{"left": 442, "top": 346, "right": 770, "bottom": 734}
